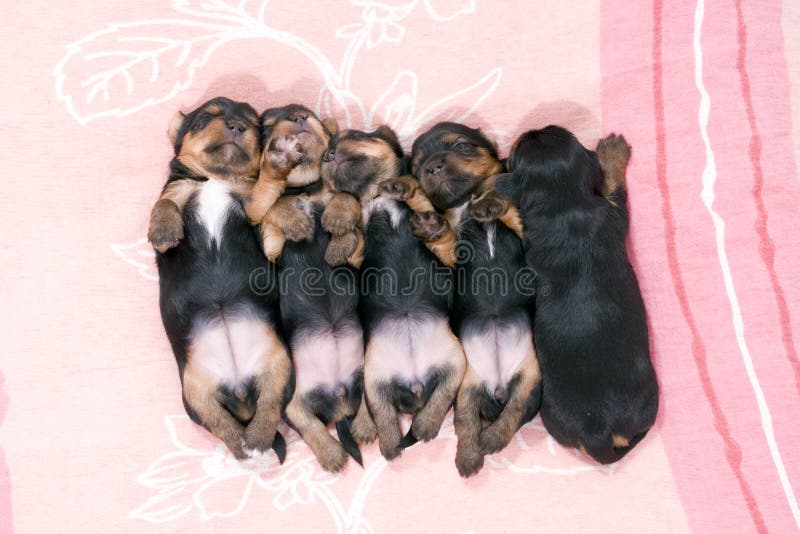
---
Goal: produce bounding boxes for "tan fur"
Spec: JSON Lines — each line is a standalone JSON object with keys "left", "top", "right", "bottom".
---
{"left": 454, "top": 366, "right": 485, "bottom": 477}
{"left": 409, "top": 330, "right": 466, "bottom": 441}
{"left": 182, "top": 360, "right": 247, "bottom": 459}
{"left": 322, "top": 192, "right": 362, "bottom": 236}
{"left": 350, "top": 393, "right": 378, "bottom": 443}
{"left": 478, "top": 348, "right": 541, "bottom": 455}
{"left": 595, "top": 133, "right": 631, "bottom": 207}
{"left": 612, "top": 434, "right": 630, "bottom": 448}
{"left": 285, "top": 397, "right": 348, "bottom": 472}
{"left": 409, "top": 211, "right": 458, "bottom": 268}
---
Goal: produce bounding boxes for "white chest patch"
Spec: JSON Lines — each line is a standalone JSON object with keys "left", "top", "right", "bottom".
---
{"left": 366, "top": 197, "right": 404, "bottom": 228}
{"left": 486, "top": 221, "right": 497, "bottom": 258}
{"left": 195, "top": 179, "right": 234, "bottom": 244}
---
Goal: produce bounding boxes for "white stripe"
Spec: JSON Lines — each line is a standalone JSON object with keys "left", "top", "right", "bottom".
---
{"left": 694, "top": 0, "right": 800, "bottom": 526}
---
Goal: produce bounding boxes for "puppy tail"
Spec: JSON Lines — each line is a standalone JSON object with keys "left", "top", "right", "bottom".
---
{"left": 398, "top": 428, "right": 419, "bottom": 449}
{"left": 585, "top": 428, "right": 650, "bottom": 464}
{"left": 336, "top": 418, "right": 363, "bottom": 467}
{"left": 271, "top": 431, "right": 287, "bottom": 464}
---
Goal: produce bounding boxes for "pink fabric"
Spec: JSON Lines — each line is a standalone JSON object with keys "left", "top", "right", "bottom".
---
{"left": 1, "top": 1, "right": 798, "bottom": 532}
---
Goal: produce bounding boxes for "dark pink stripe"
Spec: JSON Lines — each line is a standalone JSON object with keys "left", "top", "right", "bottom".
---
{"left": 651, "top": 1, "right": 767, "bottom": 531}
{"left": 734, "top": 0, "right": 800, "bottom": 396}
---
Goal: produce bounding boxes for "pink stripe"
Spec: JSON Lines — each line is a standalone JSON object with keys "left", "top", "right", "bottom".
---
{"left": 735, "top": 0, "right": 800, "bottom": 395}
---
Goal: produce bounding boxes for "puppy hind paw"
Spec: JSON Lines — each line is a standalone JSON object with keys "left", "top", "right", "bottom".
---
{"left": 455, "top": 448, "right": 484, "bottom": 478}
{"left": 316, "top": 442, "right": 349, "bottom": 473}
{"left": 350, "top": 413, "right": 378, "bottom": 444}
{"left": 411, "top": 412, "right": 442, "bottom": 442}
{"left": 596, "top": 133, "right": 631, "bottom": 169}
{"left": 478, "top": 427, "right": 509, "bottom": 455}
{"left": 243, "top": 425, "right": 274, "bottom": 454}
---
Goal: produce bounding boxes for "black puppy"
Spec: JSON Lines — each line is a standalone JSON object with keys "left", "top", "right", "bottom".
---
{"left": 384, "top": 122, "right": 541, "bottom": 477}
{"left": 321, "top": 126, "right": 467, "bottom": 461}
{"left": 496, "top": 126, "right": 658, "bottom": 464}
{"left": 148, "top": 97, "right": 291, "bottom": 461}
{"left": 245, "top": 104, "right": 368, "bottom": 473}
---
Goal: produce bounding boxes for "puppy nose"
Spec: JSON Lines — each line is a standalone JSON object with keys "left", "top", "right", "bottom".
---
{"left": 293, "top": 113, "right": 308, "bottom": 124}
{"left": 323, "top": 149, "right": 335, "bottom": 162}
{"left": 427, "top": 162, "right": 444, "bottom": 176}
{"left": 226, "top": 120, "right": 246, "bottom": 133}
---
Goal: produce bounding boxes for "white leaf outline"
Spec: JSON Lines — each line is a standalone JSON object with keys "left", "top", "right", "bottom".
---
{"left": 111, "top": 238, "right": 158, "bottom": 281}
{"left": 423, "top": 0, "right": 477, "bottom": 21}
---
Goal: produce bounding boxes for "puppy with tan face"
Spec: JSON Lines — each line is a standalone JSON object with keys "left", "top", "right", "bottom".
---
{"left": 382, "top": 122, "right": 541, "bottom": 477}
{"left": 496, "top": 128, "right": 658, "bottom": 464}
{"left": 244, "top": 104, "right": 370, "bottom": 472}
{"left": 321, "top": 126, "right": 467, "bottom": 461}
{"left": 148, "top": 97, "right": 291, "bottom": 462}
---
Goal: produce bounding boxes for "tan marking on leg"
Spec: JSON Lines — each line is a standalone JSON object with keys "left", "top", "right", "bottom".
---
{"left": 325, "top": 231, "right": 361, "bottom": 267}
{"left": 259, "top": 220, "right": 286, "bottom": 263}
{"left": 454, "top": 366, "right": 485, "bottom": 478}
{"left": 347, "top": 228, "right": 365, "bottom": 269}
{"left": 364, "top": 340, "right": 403, "bottom": 459}
{"left": 478, "top": 346, "right": 541, "bottom": 455}
{"left": 148, "top": 180, "right": 202, "bottom": 252}
{"left": 410, "top": 330, "right": 466, "bottom": 441}
{"left": 350, "top": 393, "right": 377, "bottom": 444}
{"left": 285, "top": 397, "right": 348, "bottom": 472}
{"left": 469, "top": 189, "right": 524, "bottom": 239}
{"left": 243, "top": 331, "right": 292, "bottom": 453}
{"left": 182, "top": 362, "right": 246, "bottom": 459}
{"left": 595, "top": 133, "right": 631, "bottom": 206}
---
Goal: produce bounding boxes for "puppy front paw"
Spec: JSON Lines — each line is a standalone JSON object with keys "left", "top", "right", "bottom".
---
{"left": 281, "top": 210, "right": 315, "bottom": 242}
{"left": 379, "top": 176, "right": 416, "bottom": 200}
{"left": 268, "top": 135, "right": 304, "bottom": 171}
{"left": 148, "top": 200, "right": 184, "bottom": 253}
{"left": 469, "top": 194, "right": 506, "bottom": 222}
{"left": 410, "top": 211, "right": 447, "bottom": 242}
{"left": 455, "top": 446, "right": 484, "bottom": 478}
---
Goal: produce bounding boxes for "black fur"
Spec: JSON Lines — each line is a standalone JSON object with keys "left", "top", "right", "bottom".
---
{"left": 497, "top": 125, "right": 658, "bottom": 464}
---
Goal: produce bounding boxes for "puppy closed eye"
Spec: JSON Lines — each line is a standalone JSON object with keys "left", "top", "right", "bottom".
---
{"left": 453, "top": 141, "right": 476, "bottom": 155}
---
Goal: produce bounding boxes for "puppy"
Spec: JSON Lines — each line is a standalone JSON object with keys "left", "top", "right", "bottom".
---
{"left": 320, "top": 126, "right": 467, "bottom": 461}
{"left": 495, "top": 126, "right": 658, "bottom": 464}
{"left": 148, "top": 97, "right": 291, "bottom": 461}
{"left": 245, "top": 104, "right": 368, "bottom": 472}
{"left": 383, "top": 122, "right": 541, "bottom": 477}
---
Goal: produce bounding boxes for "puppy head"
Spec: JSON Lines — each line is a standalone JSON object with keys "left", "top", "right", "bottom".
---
{"left": 320, "top": 125, "right": 404, "bottom": 198}
{"left": 169, "top": 97, "right": 261, "bottom": 178}
{"left": 506, "top": 125, "right": 601, "bottom": 196}
{"left": 410, "top": 122, "right": 503, "bottom": 211}
{"left": 260, "top": 104, "right": 336, "bottom": 187}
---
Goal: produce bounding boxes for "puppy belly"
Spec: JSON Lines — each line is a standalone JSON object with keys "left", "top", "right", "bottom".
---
{"left": 292, "top": 328, "right": 364, "bottom": 394}
{"left": 188, "top": 311, "right": 279, "bottom": 387}
{"left": 367, "top": 315, "right": 459, "bottom": 382}
{"left": 461, "top": 321, "right": 533, "bottom": 391}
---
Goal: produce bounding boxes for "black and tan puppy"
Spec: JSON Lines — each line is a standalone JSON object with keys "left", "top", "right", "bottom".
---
{"left": 495, "top": 126, "right": 658, "bottom": 464}
{"left": 383, "top": 122, "right": 541, "bottom": 477}
{"left": 148, "top": 97, "right": 291, "bottom": 461}
{"left": 320, "top": 126, "right": 467, "bottom": 461}
{"left": 245, "top": 104, "right": 368, "bottom": 472}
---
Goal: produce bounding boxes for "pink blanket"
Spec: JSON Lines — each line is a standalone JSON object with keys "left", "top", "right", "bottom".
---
{"left": 1, "top": 0, "right": 799, "bottom": 531}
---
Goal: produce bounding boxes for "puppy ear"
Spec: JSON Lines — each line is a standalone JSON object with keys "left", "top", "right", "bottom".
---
{"left": 375, "top": 125, "right": 400, "bottom": 144}
{"left": 322, "top": 117, "right": 339, "bottom": 136}
{"left": 167, "top": 111, "right": 185, "bottom": 145}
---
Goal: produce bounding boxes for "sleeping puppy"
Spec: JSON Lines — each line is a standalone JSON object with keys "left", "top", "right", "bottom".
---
{"left": 148, "top": 97, "right": 291, "bottom": 461}
{"left": 383, "top": 122, "right": 541, "bottom": 477}
{"left": 245, "top": 104, "right": 368, "bottom": 472}
{"left": 495, "top": 126, "right": 658, "bottom": 464}
{"left": 320, "top": 126, "right": 467, "bottom": 461}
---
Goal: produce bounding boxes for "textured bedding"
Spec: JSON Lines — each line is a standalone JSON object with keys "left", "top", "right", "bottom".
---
{"left": 1, "top": 0, "right": 799, "bottom": 532}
